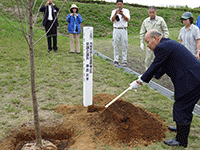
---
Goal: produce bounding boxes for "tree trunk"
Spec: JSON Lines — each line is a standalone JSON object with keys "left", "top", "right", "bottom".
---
{"left": 28, "top": 0, "right": 42, "bottom": 147}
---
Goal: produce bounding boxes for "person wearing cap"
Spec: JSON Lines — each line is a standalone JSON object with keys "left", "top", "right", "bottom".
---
{"left": 179, "top": 12, "right": 200, "bottom": 60}
{"left": 140, "top": 6, "right": 169, "bottom": 70}
{"left": 40, "top": 0, "right": 60, "bottom": 53}
{"left": 67, "top": 4, "right": 83, "bottom": 54}
{"left": 130, "top": 29, "right": 200, "bottom": 148}
{"left": 110, "top": 0, "right": 130, "bottom": 67}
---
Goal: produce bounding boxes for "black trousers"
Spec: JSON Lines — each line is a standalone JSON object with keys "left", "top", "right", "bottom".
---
{"left": 173, "top": 84, "right": 200, "bottom": 125}
{"left": 45, "top": 20, "right": 58, "bottom": 51}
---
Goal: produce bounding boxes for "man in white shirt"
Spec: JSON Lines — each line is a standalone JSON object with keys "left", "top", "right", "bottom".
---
{"left": 40, "top": 0, "right": 60, "bottom": 53}
{"left": 110, "top": 0, "right": 130, "bottom": 67}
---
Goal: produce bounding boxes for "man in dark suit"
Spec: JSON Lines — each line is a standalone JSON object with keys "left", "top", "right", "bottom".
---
{"left": 130, "top": 29, "right": 200, "bottom": 148}
{"left": 40, "top": 0, "right": 59, "bottom": 52}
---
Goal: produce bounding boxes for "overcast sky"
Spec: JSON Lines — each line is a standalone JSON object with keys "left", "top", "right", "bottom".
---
{"left": 106, "top": 0, "right": 200, "bottom": 8}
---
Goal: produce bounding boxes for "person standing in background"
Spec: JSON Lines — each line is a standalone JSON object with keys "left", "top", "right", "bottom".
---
{"left": 195, "top": 15, "right": 200, "bottom": 29}
{"left": 40, "top": 0, "right": 59, "bottom": 53}
{"left": 179, "top": 12, "right": 200, "bottom": 60}
{"left": 140, "top": 6, "right": 169, "bottom": 70}
{"left": 110, "top": 0, "right": 130, "bottom": 67}
{"left": 67, "top": 4, "right": 83, "bottom": 54}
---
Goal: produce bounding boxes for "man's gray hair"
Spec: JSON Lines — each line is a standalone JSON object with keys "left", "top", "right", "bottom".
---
{"left": 150, "top": 30, "right": 162, "bottom": 38}
{"left": 148, "top": 6, "right": 157, "bottom": 11}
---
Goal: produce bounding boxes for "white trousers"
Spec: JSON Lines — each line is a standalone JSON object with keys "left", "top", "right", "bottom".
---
{"left": 112, "top": 28, "right": 128, "bottom": 63}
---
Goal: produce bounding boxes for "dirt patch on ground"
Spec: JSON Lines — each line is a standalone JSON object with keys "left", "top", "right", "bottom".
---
{"left": 0, "top": 93, "right": 168, "bottom": 150}
{"left": 0, "top": 123, "right": 75, "bottom": 150}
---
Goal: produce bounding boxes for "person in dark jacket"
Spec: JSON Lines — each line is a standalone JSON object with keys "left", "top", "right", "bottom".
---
{"left": 66, "top": 4, "right": 83, "bottom": 54}
{"left": 130, "top": 29, "right": 200, "bottom": 148}
{"left": 40, "top": 0, "right": 59, "bottom": 52}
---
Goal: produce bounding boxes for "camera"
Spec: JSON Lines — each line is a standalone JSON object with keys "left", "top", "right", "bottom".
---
{"left": 119, "top": 9, "right": 122, "bottom": 12}
{"left": 115, "top": 15, "right": 120, "bottom": 21}
{"left": 49, "top": 3, "right": 52, "bottom": 5}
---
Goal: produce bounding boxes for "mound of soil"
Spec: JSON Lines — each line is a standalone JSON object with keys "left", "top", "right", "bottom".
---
{"left": 87, "top": 93, "right": 168, "bottom": 147}
{"left": 0, "top": 93, "right": 168, "bottom": 150}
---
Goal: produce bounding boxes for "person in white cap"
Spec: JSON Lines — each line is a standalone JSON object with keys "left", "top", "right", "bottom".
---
{"left": 179, "top": 12, "right": 200, "bottom": 60}
{"left": 66, "top": 4, "right": 83, "bottom": 54}
{"left": 110, "top": 0, "right": 130, "bottom": 67}
{"left": 140, "top": 6, "right": 169, "bottom": 70}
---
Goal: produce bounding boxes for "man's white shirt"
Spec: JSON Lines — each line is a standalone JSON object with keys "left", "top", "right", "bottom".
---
{"left": 48, "top": 5, "right": 53, "bottom": 20}
{"left": 110, "top": 8, "right": 130, "bottom": 27}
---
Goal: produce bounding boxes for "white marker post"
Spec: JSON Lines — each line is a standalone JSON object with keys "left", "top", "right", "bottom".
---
{"left": 83, "top": 27, "right": 93, "bottom": 107}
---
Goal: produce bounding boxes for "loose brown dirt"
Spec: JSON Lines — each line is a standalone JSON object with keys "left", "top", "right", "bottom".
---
{"left": 0, "top": 93, "right": 168, "bottom": 150}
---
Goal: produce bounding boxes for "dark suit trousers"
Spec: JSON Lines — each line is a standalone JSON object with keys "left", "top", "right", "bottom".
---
{"left": 173, "top": 83, "right": 200, "bottom": 125}
{"left": 45, "top": 20, "right": 58, "bottom": 50}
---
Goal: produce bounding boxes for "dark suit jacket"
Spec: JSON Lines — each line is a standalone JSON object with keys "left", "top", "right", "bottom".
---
{"left": 141, "top": 38, "right": 200, "bottom": 100}
{"left": 40, "top": 5, "right": 60, "bottom": 26}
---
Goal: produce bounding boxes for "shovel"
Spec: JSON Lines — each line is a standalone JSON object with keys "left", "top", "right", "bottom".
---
{"left": 87, "top": 86, "right": 133, "bottom": 112}
{"left": 105, "top": 87, "right": 131, "bottom": 108}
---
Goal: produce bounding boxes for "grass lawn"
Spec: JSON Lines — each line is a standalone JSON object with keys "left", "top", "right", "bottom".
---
{"left": 0, "top": 15, "right": 200, "bottom": 149}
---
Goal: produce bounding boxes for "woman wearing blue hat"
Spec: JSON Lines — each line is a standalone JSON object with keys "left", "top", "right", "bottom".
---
{"left": 178, "top": 12, "right": 200, "bottom": 60}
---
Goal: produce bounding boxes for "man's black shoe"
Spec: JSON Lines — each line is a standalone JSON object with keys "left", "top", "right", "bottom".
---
{"left": 54, "top": 50, "right": 57, "bottom": 53}
{"left": 48, "top": 49, "right": 51, "bottom": 53}
{"left": 164, "top": 138, "right": 187, "bottom": 148}
{"left": 164, "top": 138, "right": 179, "bottom": 146}
{"left": 168, "top": 126, "right": 177, "bottom": 132}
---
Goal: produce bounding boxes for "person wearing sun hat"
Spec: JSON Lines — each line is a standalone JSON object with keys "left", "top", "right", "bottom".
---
{"left": 178, "top": 12, "right": 200, "bottom": 60}
{"left": 66, "top": 4, "right": 83, "bottom": 54}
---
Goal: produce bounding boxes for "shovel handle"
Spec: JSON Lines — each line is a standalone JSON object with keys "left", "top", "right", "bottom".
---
{"left": 105, "top": 87, "right": 131, "bottom": 108}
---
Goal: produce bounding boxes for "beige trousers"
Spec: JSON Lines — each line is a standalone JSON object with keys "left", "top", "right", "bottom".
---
{"left": 145, "top": 46, "right": 155, "bottom": 70}
{"left": 69, "top": 33, "right": 80, "bottom": 53}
